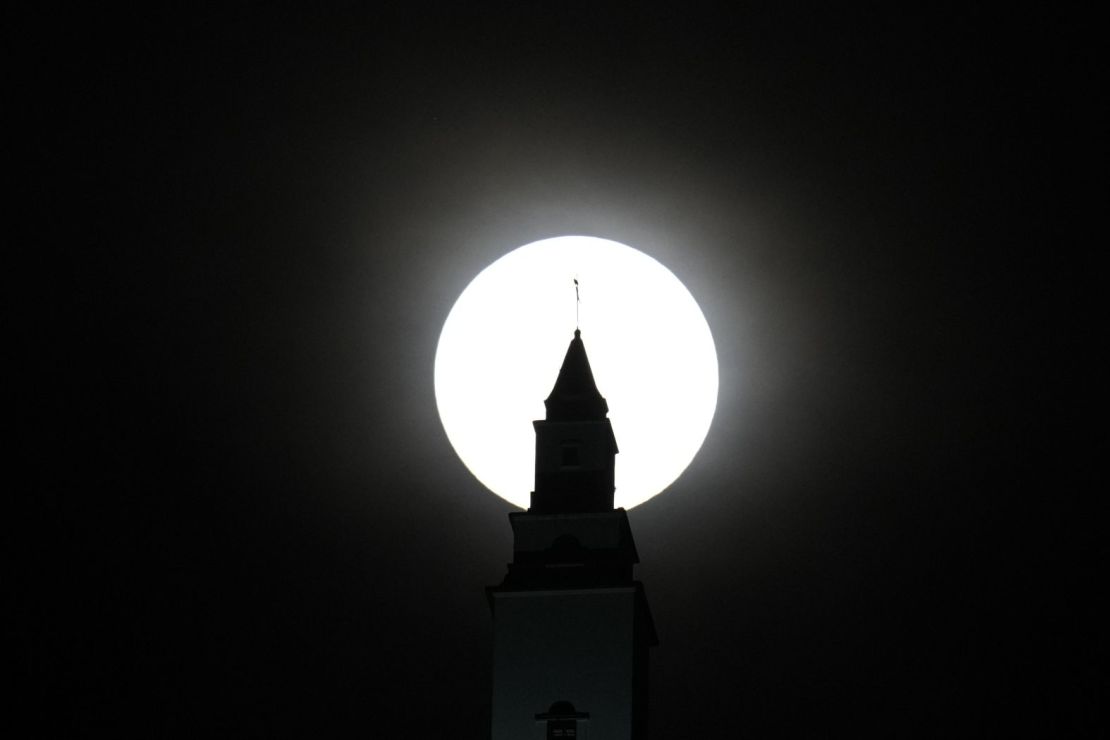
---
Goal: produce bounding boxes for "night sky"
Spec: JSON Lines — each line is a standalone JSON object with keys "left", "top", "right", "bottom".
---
{"left": 18, "top": 5, "right": 1096, "bottom": 737}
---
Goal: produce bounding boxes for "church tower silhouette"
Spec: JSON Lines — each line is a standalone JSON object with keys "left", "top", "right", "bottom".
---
{"left": 489, "top": 329, "right": 657, "bottom": 740}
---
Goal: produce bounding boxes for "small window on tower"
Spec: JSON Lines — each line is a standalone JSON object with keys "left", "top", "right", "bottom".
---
{"left": 538, "top": 701, "right": 586, "bottom": 740}
{"left": 548, "top": 718, "right": 577, "bottom": 739}
{"left": 561, "top": 442, "right": 581, "bottom": 467}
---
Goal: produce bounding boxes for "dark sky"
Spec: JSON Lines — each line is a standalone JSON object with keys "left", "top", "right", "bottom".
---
{"left": 19, "top": 4, "right": 1096, "bottom": 737}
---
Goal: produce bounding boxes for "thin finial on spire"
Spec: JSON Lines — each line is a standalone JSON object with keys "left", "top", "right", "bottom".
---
{"left": 574, "top": 277, "right": 580, "bottom": 330}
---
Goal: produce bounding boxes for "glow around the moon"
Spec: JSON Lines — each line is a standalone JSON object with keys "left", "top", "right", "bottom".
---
{"left": 434, "top": 236, "right": 718, "bottom": 510}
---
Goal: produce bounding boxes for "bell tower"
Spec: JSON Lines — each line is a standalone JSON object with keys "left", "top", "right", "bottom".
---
{"left": 489, "top": 330, "right": 657, "bottom": 740}
{"left": 532, "top": 329, "right": 618, "bottom": 514}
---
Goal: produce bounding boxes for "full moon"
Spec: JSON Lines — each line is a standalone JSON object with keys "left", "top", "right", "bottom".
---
{"left": 435, "top": 236, "right": 718, "bottom": 510}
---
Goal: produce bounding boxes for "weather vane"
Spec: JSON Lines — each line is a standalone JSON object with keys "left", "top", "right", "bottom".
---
{"left": 574, "top": 277, "right": 580, "bottom": 329}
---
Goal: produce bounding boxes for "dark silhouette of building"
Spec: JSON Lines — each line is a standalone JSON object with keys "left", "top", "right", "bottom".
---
{"left": 489, "top": 329, "right": 657, "bottom": 739}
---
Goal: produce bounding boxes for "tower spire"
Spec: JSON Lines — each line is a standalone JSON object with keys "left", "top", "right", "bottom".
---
{"left": 543, "top": 328, "right": 608, "bottom": 422}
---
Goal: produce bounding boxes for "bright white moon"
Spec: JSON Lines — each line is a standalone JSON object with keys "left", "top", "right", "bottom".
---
{"left": 435, "top": 236, "right": 718, "bottom": 510}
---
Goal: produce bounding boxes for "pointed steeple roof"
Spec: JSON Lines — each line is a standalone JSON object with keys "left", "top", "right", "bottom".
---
{"left": 544, "top": 329, "right": 609, "bottom": 421}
